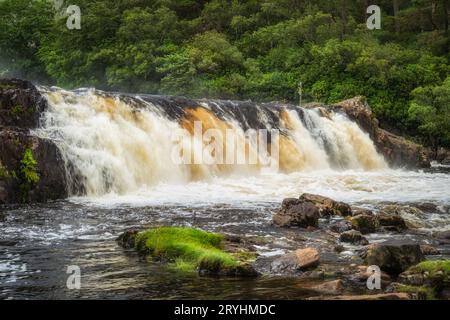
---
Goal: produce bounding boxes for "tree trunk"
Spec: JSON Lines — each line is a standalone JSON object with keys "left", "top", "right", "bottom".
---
{"left": 442, "top": 0, "right": 449, "bottom": 34}
{"left": 393, "top": 0, "right": 400, "bottom": 33}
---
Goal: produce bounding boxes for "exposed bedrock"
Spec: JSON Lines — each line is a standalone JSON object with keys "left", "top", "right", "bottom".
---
{"left": 0, "top": 79, "right": 67, "bottom": 204}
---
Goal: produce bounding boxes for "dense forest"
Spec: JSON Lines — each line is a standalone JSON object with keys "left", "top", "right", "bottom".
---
{"left": 0, "top": 0, "right": 449, "bottom": 149}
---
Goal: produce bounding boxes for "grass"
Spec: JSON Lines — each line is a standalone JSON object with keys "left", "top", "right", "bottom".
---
{"left": 135, "top": 227, "right": 239, "bottom": 273}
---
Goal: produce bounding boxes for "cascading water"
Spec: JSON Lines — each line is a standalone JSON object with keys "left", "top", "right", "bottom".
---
{"left": 34, "top": 87, "right": 387, "bottom": 197}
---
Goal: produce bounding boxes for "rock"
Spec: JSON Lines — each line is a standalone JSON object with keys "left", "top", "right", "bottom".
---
{"left": 0, "top": 79, "right": 68, "bottom": 204}
{"left": 364, "top": 240, "right": 424, "bottom": 275}
{"left": 334, "top": 244, "right": 345, "bottom": 253}
{"left": 300, "top": 193, "right": 352, "bottom": 217}
{"left": 199, "top": 262, "right": 259, "bottom": 278}
{"left": 399, "top": 260, "right": 450, "bottom": 290}
{"left": 309, "top": 293, "right": 409, "bottom": 300}
{"left": 329, "top": 219, "right": 353, "bottom": 233}
{"left": 350, "top": 214, "right": 378, "bottom": 234}
{"left": 355, "top": 265, "right": 392, "bottom": 287}
{"left": 331, "top": 97, "right": 430, "bottom": 169}
{"left": 270, "top": 248, "right": 320, "bottom": 274}
{"left": 420, "top": 245, "right": 440, "bottom": 256}
{"left": 376, "top": 213, "right": 407, "bottom": 232}
{"left": 117, "top": 229, "right": 139, "bottom": 249}
{"left": 309, "top": 280, "right": 344, "bottom": 295}
{"left": 0, "top": 78, "right": 46, "bottom": 128}
{"left": 351, "top": 207, "right": 374, "bottom": 217}
{"left": 340, "top": 230, "right": 369, "bottom": 245}
{"left": 273, "top": 198, "right": 320, "bottom": 228}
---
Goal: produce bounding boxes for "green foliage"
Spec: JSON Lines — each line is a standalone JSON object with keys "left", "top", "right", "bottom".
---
{"left": 135, "top": 227, "right": 238, "bottom": 272}
{"left": 19, "top": 148, "right": 40, "bottom": 200}
{"left": 408, "top": 77, "right": 450, "bottom": 149}
{"left": 0, "top": 0, "right": 449, "bottom": 146}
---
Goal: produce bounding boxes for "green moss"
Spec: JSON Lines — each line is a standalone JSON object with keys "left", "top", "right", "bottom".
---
{"left": 19, "top": 148, "right": 40, "bottom": 201}
{"left": 397, "top": 284, "right": 436, "bottom": 300}
{"left": 11, "top": 104, "right": 33, "bottom": 116}
{"left": 410, "top": 260, "right": 450, "bottom": 277}
{"left": 135, "top": 227, "right": 239, "bottom": 272}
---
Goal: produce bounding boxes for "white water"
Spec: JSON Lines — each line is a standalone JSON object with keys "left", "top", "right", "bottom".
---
{"left": 31, "top": 87, "right": 450, "bottom": 232}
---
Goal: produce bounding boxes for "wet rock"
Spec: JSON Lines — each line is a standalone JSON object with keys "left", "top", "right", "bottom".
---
{"left": 300, "top": 193, "right": 352, "bottom": 217}
{"left": 329, "top": 219, "right": 353, "bottom": 233}
{"left": 270, "top": 248, "right": 320, "bottom": 274}
{"left": 309, "top": 280, "right": 344, "bottom": 295}
{"left": 199, "top": 262, "right": 259, "bottom": 278}
{"left": 355, "top": 265, "right": 392, "bottom": 287}
{"left": 399, "top": 260, "right": 450, "bottom": 290}
{"left": 117, "top": 229, "right": 139, "bottom": 249}
{"left": 273, "top": 198, "right": 320, "bottom": 228}
{"left": 350, "top": 214, "right": 378, "bottom": 234}
{"left": 376, "top": 213, "right": 407, "bottom": 232}
{"left": 364, "top": 240, "right": 424, "bottom": 275}
{"left": 340, "top": 230, "right": 369, "bottom": 245}
{"left": 351, "top": 207, "right": 374, "bottom": 217}
{"left": 334, "top": 244, "right": 345, "bottom": 253}
{"left": 420, "top": 245, "right": 440, "bottom": 256}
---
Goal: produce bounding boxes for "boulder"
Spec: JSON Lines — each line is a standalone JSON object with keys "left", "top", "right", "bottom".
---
{"left": 300, "top": 193, "right": 352, "bottom": 217}
{"left": 329, "top": 219, "right": 353, "bottom": 233}
{"left": 351, "top": 207, "right": 374, "bottom": 217}
{"left": 270, "top": 248, "right": 320, "bottom": 274}
{"left": 309, "top": 280, "right": 344, "bottom": 295}
{"left": 273, "top": 198, "right": 320, "bottom": 228}
{"left": 364, "top": 240, "right": 424, "bottom": 275}
{"left": 376, "top": 213, "right": 407, "bottom": 232}
{"left": 350, "top": 214, "right": 378, "bottom": 234}
{"left": 420, "top": 245, "right": 440, "bottom": 256}
{"left": 340, "top": 230, "right": 369, "bottom": 245}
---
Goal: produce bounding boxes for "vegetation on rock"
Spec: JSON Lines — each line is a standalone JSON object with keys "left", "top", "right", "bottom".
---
{"left": 130, "top": 227, "right": 256, "bottom": 274}
{"left": 19, "top": 148, "right": 40, "bottom": 200}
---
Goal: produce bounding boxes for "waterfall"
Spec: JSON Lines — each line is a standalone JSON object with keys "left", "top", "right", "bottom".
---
{"left": 34, "top": 87, "right": 387, "bottom": 196}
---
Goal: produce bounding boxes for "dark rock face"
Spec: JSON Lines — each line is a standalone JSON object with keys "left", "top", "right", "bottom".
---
{"left": 300, "top": 193, "right": 352, "bottom": 217}
{"left": 0, "top": 79, "right": 68, "bottom": 204}
{"left": 273, "top": 198, "right": 320, "bottom": 228}
{"left": 376, "top": 213, "right": 407, "bottom": 232}
{"left": 331, "top": 97, "right": 430, "bottom": 169}
{"left": 340, "top": 230, "right": 369, "bottom": 245}
{"left": 364, "top": 240, "right": 424, "bottom": 275}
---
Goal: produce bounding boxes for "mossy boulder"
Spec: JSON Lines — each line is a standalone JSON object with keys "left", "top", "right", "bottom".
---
{"left": 349, "top": 214, "right": 378, "bottom": 234}
{"left": 117, "top": 227, "right": 258, "bottom": 277}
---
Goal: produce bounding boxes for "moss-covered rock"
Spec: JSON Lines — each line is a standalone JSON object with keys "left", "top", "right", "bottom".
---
{"left": 350, "top": 214, "right": 378, "bottom": 234}
{"left": 117, "top": 227, "right": 258, "bottom": 277}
